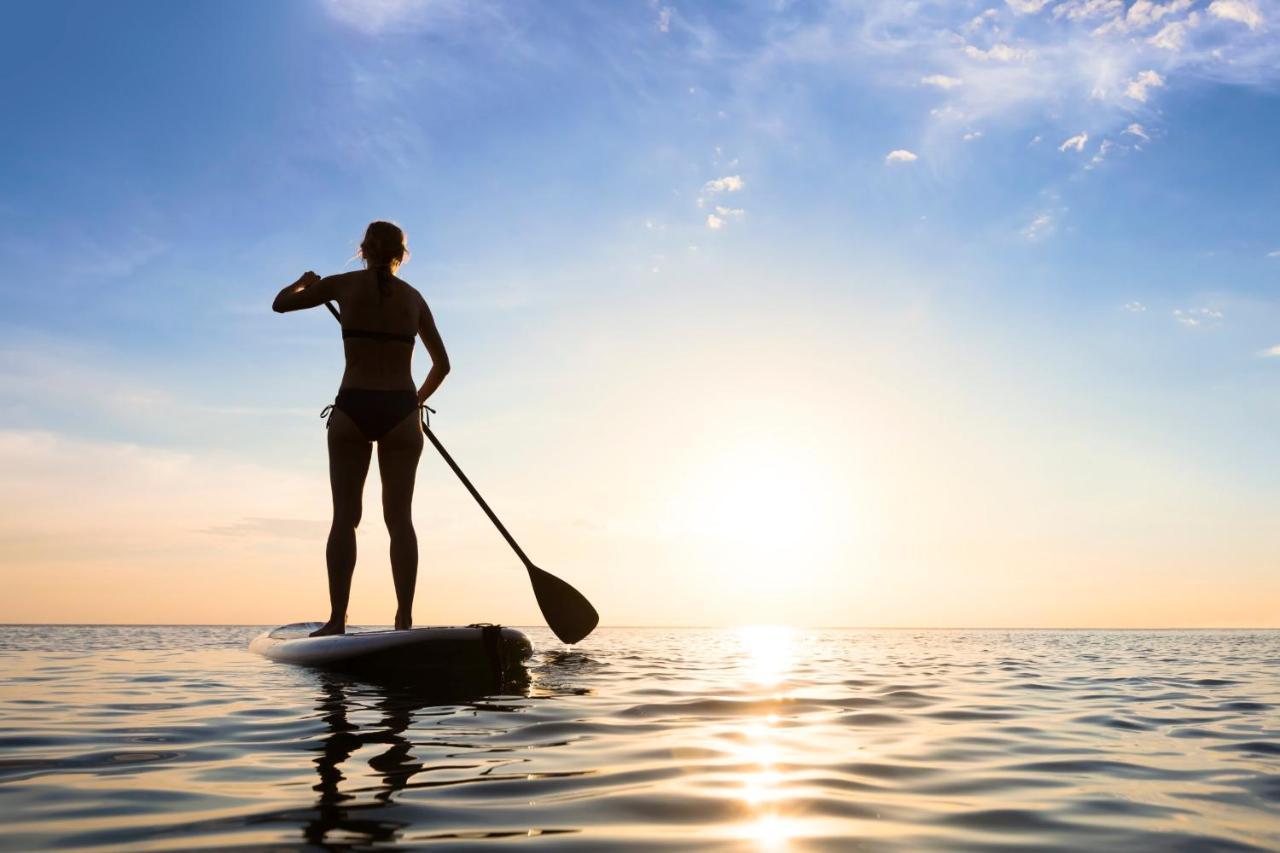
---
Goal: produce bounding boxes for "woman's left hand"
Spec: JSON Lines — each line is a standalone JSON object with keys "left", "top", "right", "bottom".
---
{"left": 272, "top": 271, "right": 329, "bottom": 313}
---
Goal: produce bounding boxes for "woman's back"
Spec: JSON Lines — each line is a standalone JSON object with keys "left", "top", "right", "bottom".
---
{"left": 334, "top": 269, "right": 422, "bottom": 392}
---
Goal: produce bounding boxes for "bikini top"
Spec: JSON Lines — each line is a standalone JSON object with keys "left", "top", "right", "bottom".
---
{"left": 342, "top": 327, "right": 415, "bottom": 345}
{"left": 340, "top": 269, "right": 415, "bottom": 343}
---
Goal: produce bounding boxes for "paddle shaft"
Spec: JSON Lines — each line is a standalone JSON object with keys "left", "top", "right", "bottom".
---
{"left": 325, "top": 300, "right": 533, "bottom": 568}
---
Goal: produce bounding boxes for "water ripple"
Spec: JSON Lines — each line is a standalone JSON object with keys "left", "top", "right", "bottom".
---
{"left": 0, "top": 626, "right": 1277, "bottom": 850}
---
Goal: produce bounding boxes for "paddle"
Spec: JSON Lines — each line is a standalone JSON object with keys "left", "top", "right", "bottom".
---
{"left": 325, "top": 300, "right": 599, "bottom": 644}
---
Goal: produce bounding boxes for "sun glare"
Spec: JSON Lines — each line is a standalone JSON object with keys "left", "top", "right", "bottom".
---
{"left": 668, "top": 438, "right": 854, "bottom": 572}
{"left": 737, "top": 625, "right": 797, "bottom": 687}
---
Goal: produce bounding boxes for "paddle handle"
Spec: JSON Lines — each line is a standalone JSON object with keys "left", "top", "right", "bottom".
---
{"left": 423, "top": 424, "right": 534, "bottom": 569}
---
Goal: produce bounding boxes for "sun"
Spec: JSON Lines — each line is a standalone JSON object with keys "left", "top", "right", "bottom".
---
{"left": 667, "top": 437, "right": 854, "bottom": 570}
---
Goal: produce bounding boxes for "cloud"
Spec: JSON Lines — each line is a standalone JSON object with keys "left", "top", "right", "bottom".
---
{"left": 965, "top": 8, "right": 999, "bottom": 31}
{"left": 1149, "top": 13, "right": 1200, "bottom": 50}
{"left": 657, "top": 5, "right": 674, "bottom": 32}
{"left": 1023, "top": 210, "right": 1055, "bottom": 240}
{"left": 964, "top": 43, "right": 1036, "bottom": 62}
{"left": 1125, "top": 69, "right": 1165, "bottom": 101}
{"left": 0, "top": 429, "right": 325, "bottom": 558}
{"left": 1093, "top": 0, "right": 1195, "bottom": 34}
{"left": 1007, "top": 0, "right": 1052, "bottom": 14}
{"left": 963, "top": 130, "right": 984, "bottom": 141}
{"left": 1123, "top": 301, "right": 1148, "bottom": 312}
{"left": 204, "top": 517, "right": 329, "bottom": 540}
{"left": 1260, "top": 344, "right": 1280, "bottom": 357}
{"left": 1208, "top": 0, "right": 1263, "bottom": 29}
{"left": 322, "top": 0, "right": 484, "bottom": 35}
{"left": 1123, "top": 122, "right": 1151, "bottom": 141}
{"left": 1268, "top": 249, "right": 1280, "bottom": 258}
{"left": 885, "top": 149, "right": 918, "bottom": 163}
{"left": 1173, "top": 307, "right": 1224, "bottom": 327}
{"left": 704, "top": 175, "right": 744, "bottom": 192}
{"left": 1054, "top": 0, "right": 1124, "bottom": 21}
{"left": 921, "top": 74, "right": 963, "bottom": 89}
{"left": 706, "top": 206, "right": 745, "bottom": 230}
{"left": 1059, "top": 132, "right": 1089, "bottom": 152}
{"left": 735, "top": 0, "right": 1280, "bottom": 176}
{"left": 1086, "top": 138, "right": 1114, "bottom": 169}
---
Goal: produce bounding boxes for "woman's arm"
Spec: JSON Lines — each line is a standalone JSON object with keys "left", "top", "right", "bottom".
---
{"left": 416, "top": 294, "right": 451, "bottom": 405}
{"left": 272, "top": 271, "right": 338, "bottom": 313}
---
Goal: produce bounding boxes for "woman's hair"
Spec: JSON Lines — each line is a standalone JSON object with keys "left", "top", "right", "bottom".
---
{"left": 359, "top": 220, "right": 408, "bottom": 270}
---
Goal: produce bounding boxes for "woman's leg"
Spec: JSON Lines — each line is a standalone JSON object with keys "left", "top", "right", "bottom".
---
{"left": 377, "top": 408, "right": 424, "bottom": 630}
{"left": 312, "top": 409, "right": 372, "bottom": 637}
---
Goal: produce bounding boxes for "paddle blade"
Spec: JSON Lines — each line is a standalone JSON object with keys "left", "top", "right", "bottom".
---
{"left": 527, "top": 564, "right": 598, "bottom": 644}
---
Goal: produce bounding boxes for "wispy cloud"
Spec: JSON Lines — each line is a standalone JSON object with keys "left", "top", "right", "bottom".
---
{"left": 1173, "top": 307, "right": 1225, "bottom": 327}
{"left": 1260, "top": 344, "right": 1280, "bottom": 357}
{"left": 1123, "top": 301, "right": 1148, "bottom": 312}
{"left": 964, "top": 43, "right": 1036, "bottom": 62}
{"left": 704, "top": 175, "right": 744, "bottom": 193}
{"left": 706, "top": 206, "right": 745, "bottom": 230}
{"left": 0, "top": 429, "right": 324, "bottom": 557}
{"left": 1149, "top": 14, "right": 1200, "bottom": 50}
{"left": 656, "top": 5, "right": 673, "bottom": 33}
{"left": 1208, "top": 0, "right": 1264, "bottom": 29}
{"left": 1125, "top": 69, "right": 1165, "bottom": 102}
{"left": 322, "top": 0, "right": 497, "bottom": 35}
{"left": 1059, "top": 132, "right": 1089, "bottom": 153}
{"left": 1023, "top": 210, "right": 1056, "bottom": 240}
{"left": 921, "top": 74, "right": 963, "bottom": 89}
{"left": 1086, "top": 138, "right": 1114, "bottom": 169}
{"left": 1007, "top": 0, "right": 1053, "bottom": 15}
{"left": 743, "top": 0, "right": 1280, "bottom": 170}
{"left": 203, "top": 516, "right": 328, "bottom": 540}
{"left": 885, "top": 149, "right": 918, "bottom": 163}
{"left": 1124, "top": 122, "right": 1151, "bottom": 142}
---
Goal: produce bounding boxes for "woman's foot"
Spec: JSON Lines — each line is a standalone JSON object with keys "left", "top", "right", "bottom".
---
{"left": 394, "top": 610, "right": 412, "bottom": 631}
{"left": 310, "top": 619, "right": 345, "bottom": 637}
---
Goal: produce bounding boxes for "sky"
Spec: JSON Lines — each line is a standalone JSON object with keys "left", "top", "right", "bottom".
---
{"left": 1, "top": 0, "right": 1278, "bottom": 628}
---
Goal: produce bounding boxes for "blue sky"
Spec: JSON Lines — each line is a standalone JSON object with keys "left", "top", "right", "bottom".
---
{"left": 1, "top": 0, "right": 1278, "bottom": 626}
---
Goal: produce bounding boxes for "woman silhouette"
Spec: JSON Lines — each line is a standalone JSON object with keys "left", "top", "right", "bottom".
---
{"left": 273, "top": 221, "right": 450, "bottom": 636}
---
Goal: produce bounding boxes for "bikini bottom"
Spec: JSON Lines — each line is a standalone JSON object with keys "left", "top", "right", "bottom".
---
{"left": 327, "top": 388, "right": 418, "bottom": 441}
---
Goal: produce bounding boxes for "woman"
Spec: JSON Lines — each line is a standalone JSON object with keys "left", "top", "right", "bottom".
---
{"left": 273, "top": 221, "right": 450, "bottom": 636}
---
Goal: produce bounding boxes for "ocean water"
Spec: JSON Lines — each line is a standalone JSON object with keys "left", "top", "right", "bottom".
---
{"left": 0, "top": 627, "right": 1278, "bottom": 851}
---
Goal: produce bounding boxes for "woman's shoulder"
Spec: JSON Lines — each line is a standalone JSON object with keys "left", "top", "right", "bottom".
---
{"left": 397, "top": 278, "right": 427, "bottom": 305}
{"left": 322, "top": 269, "right": 363, "bottom": 288}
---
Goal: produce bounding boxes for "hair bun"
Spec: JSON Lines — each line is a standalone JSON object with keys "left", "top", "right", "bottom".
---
{"left": 360, "top": 220, "right": 408, "bottom": 267}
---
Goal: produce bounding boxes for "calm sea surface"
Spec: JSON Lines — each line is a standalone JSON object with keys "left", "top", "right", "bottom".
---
{"left": 1, "top": 626, "right": 1278, "bottom": 851}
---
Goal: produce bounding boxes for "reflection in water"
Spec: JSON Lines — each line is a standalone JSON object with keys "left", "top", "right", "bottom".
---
{"left": 737, "top": 625, "right": 796, "bottom": 688}
{"left": 301, "top": 670, "right": 533, "bottom": 848}
{"left": 734, "top": 626, "right": 801, "bottom": 850}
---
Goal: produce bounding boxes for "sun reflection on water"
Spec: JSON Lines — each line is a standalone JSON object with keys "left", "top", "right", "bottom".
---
{"left": 730, "top": 625, "right": 805, "bottom": 849}
{"left": 736, "top": 625, "right": 797, "bottom": 688}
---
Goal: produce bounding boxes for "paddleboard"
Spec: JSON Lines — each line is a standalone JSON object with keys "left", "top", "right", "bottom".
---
{"left": 250, "top": 623, "right": 532, "bottom": 679}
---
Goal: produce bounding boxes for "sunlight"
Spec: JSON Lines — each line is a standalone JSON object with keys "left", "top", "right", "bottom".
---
{"left": 738, "top": 814, "right": 805, "bottom": 851}
{"left": 680, "top": 439, "right": 842, "bottom": 550}
{"left": 665, "top": 437, "right": 857, "bottom": 593}
{"left": 737, "top": 625, "right": 797, "bottom": 687}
